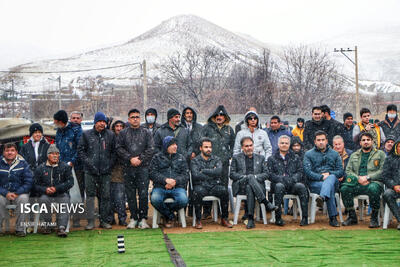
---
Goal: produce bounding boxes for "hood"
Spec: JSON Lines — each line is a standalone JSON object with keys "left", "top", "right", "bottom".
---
{"left": 390, "top": 137, "right": 400, "bottom": 156}
{"left": 290, "top": 136, "right": 304, "bottom": 149}
{"left": 244, "top": 111, "right": 261, "bottom": 128}
{"left": 207, "top": 105, "right": 231, "bottom": 124}
{"left": 181, "top": 106, "right": 198, "bottom": 127}
{"left": 111, "top": 120, "right": 125, "bottom": 133}
{"left": 145, "top": 108, "right": 158, "bottom": 124}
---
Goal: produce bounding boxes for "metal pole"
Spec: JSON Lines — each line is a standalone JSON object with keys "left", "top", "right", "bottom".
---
{"left": 58, "top": 76, "right": 62, "bottom": 110}
{"left": 11, "top": 79, "right": 15, "bottom": 117}
{"left": 354, "top": 46, "right": 360, "bottom": 121}
{"left": 142, "top": 60, "right": 148, "bottom": 111}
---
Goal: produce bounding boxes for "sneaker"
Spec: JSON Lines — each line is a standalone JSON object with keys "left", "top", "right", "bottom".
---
{"left": 195, "top": 220, "right": 203, "bottom": 229}
{"left": 329, "top": 216, "right": 340, "bottom": 227}
{"left": 127, "top": 219, "right": 138, "bottom": 229}
{"left": 85, "top": 220, "right": 95, "bottom": 230}
{"left": 138, "top": 219, "right": 150, "bottom": 229}
{"left": 100, "top": 222, "right": 112, "bottom": 229}
{"left": 275, "top": 218, "right": 285, "bottom": 226}
{"left": 57, "top": 227, "right": 68, "bottom": 238}
{"left": 15, "top": 231, "right": 26, "bottom": 237}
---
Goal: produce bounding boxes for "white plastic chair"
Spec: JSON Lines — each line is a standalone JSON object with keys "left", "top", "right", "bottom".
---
{"left": 192, "top": 196, "right": 221, "bottom": 226}
{"left": 152, "top": 198, "right": 186, "bottom": 228}
{"left": 3, "top": 204, "right": 17, "bottom": 233}
{"left": 382, "top": 198, "right": 400, "bottom": 229}
{"left": 309, "top": 193, "right": 343, "bottom": 224}
{"left": 354, "top": 195, "right": 383, "bottom": 223}
{"left": 232, "top": 195, "right": 267, "bottom": 225}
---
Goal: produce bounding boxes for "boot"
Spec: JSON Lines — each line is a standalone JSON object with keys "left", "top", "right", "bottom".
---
{"left": 274, "top": 210, "right": 285, "bottom": 226}
{"left": 85, "top": 197, "right": 95, "bottom": 230}
{"left": 369, "top": 210, "right": 380, "bottom": 228}
{"left": 329, "top": 216, "right": 340, "bottom": 227}
{"left": 85, "top": 220, "right": 95, "bottom": 230}
{"left": 246, "top": 218, "right": 255, "bottom": 229}
{"left": 342, "top": 209, "right": 358, "bottom": 226}
{"left": 262, "top": 199, "right": 278, "bottom": 212}
{"left": 300, "top": 216, "right": 309, "bottom": 226}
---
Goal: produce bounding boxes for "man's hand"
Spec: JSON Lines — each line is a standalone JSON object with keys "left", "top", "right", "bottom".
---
{"left": 358, "top": 176, "right": 369, "bottom": 186}
{"left": 165, "top": 178, "right": 176, "bottom": 190}
{"left": 338, "top": 176, "right": 344, "bottom": 182}
{"left": 365, "top": 123, "right": 373, "bottom": 131}
{"left": 394, "top": 185, "right": 400, "bottom": 193}
{"left": 46, "top": 187, "right": 56, "bottom": 195}
{"left": 130, "top": 157, "right": 142, "bottom": 167}
{"left": 68, "top": 162, "right": 74, "bottom": 167}
{"left": 191, "top": 152, "right": 196, "bottom": 160}
{"left": 6, "top": 192, "right": 17, "bottom": 201}
{"left": 322, "top": 173, "right": 330, "bottom": 180}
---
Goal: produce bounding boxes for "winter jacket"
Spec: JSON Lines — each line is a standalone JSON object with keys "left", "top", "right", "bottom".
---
{"left": 291, "top": 126, "right": 304, "bottom": 142}
{"left": 342, "top": 124, "right": 356, "bottom": 151}
{"left": 378, "top": 115, "right": 400, "bottom": 141}
{"left": 266, "top": 151, "right": 304, "bottom": 187}
{"left": 154, "top": 123, "right": 192, "bottom": 159}
{"left": 382, "top": 138, "right": 400, "bottom": 189}
{"left": 346, "top": 148, "right": 386, "bottom": 187}
{"left": 181, "top": 107, "right": 203, "bottom": 157}
{"left": 116, "top": 126, "right": 155, "bottom": 167}
{"left": 55, "top": 122, "right": 82, "bottom": 165}
{"left": 290, "top": 136, "right": 305, "bottom": 160}
{"left": 33, "top": 161, "right": 73, "bottom": 197}
{"left": 0, "top": 156, "right": 33, "bottom": 197}
{"left": 326, "top": 119, "right": 345, "bottom": 145}
{"left": 234, "top": 111, "right": 272, "bottom": 160}
{"left": 201, "top": 105, "right": 235, "bottom": 162}
{"left": 353, "top": 122, "right": 386, "bottom": 149}
{"left": 303, "top": 119, "right": 330, "bottom": 150}
{"left": 141, "top": 108, "right": 161, "bottom": 137}
{"left": 266, "top": 126, "right": 292, "bottom": 153}
{"left": 78, "top": 128, "right": 116, "bottom": 175}
{"left": 190, "top": 154, "right": 222, "bottom": 187}
{"left": 149, "top": 150, "right": 189, "bottom": 189}
{"left": 19, "top": 137, "right": 50, "bottom": 172}
{"left": 303, "top": 146, "right": 343, "bottom": 182}
{"left": 230, "top": 153, "right": 268, "bottom": 196}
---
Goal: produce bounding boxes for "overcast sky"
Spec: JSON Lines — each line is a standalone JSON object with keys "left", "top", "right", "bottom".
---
{"left": 0, "top": 0, "right": 399, "bottom": 69}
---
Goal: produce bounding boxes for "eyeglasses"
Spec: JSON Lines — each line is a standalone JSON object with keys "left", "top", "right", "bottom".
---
{"left": 129, "top": 116, "right": 140, "bottom": 119}
{"left": 248, "top": 117, "right": 257, "bottom": 121}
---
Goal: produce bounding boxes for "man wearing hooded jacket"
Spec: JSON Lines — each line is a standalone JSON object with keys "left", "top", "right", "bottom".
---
{"left": 378, "top": 104, "right": 400, "bottom": 140}
{"left": 142, "top": 108, "right": 161, "bottom": 137}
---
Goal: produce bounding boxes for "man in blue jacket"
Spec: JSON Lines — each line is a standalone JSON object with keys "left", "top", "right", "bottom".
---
{"left": 0, "top": 143, "right": 33, "bottom": 237}
{"left": 304, "top": 130, "right": 343, "bottom": 227}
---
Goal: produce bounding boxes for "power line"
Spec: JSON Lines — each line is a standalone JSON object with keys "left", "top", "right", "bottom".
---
{"left": 0, "top": 62, "right": 142, "bottom": 74}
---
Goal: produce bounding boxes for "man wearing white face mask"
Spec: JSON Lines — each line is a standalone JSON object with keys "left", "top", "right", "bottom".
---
{"left": 378, "top": 104, "right": 400, "bottom": 141}
{"left": 142, "top": 108, "right": 161, "bottom": 137}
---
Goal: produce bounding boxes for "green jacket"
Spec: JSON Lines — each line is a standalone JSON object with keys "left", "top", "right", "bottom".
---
{"left": 345, "top": 148, "right": 386, "bottom": 186}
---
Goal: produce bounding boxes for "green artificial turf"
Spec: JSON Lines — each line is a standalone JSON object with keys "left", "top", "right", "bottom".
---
{"left": 169, "top": 230, "right": 400, "bottom": 267}
{"left": 0, "top": 229, "right": 172, "bottom": 267}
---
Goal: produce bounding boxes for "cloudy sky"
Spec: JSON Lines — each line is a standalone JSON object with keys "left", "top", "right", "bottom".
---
{"left": 0, "top": 0, "right": 399, "bottom": 69}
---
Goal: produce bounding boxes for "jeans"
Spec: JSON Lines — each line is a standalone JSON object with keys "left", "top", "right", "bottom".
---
{"left": 124, "top": 167, "right": 149, "bottom": 220}
{"left": 309, "top": 175, "right": 338, "bottom": 217}
{"left": 192, "top": 184, "right": 229, "bottom": 220}
{"left": 38, "top": 193, "right": 70, "bottom": 228}
{"left": 110, "top": 182, "right": 127, "bottom": 223}
{"left": 151, "top": 187, "right": 188, "bottom": 220}
{"left": 85, "top": 173, "right": 111, "bottom": 224}
{"left": 0, "top": 194, "right": 29, "bottom": 232}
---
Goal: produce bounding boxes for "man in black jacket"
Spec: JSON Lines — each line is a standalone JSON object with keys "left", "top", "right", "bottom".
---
{"left": 230, "top": 137, "right": 277, "bottom": 229}
{"left": 321, "top": 105, "right": 345, "bottom": 146}
{"left": 191, "top": 138, "right": 232, "bottom": 229}
{"left": 78, "top": 112, "right": 116, "bottom": 230}
{"left": 303, "top": 106, "right": 331, "bottom": 150}
{"left": 382, "top": 137, "right": 400, "bottom": 230}
{"left": 342, "top": 112, "right": 356, "bottom": 151}
{"left": 150, "top": 136, "right": 189, "bottom": 228}
{"left": 379, "top": 104, "right": 400, "bottom": 140}
{"left": 267, "top": 135, "right": 309, "bottom": 226}
{"left": 34, "top": 144, "right": 74, "bottom": 237}
{"left": 182, "top": 107, "right": 203, "bottom": 159}
{"left": 154, "top": 108, "right": 192, "bottom": 160}
{"left": 116, "top": 109, "right": 155, "bottom": 229}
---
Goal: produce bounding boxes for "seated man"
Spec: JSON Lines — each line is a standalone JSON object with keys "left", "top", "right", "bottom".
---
{"left": 333, "top": 135, "right": 353, "bottom": 184}
{"left": 341, "top": 132, "right": 386, "bottom": 228}
{"left": 383, "top": 137, "right": 400, "bottom": 230}
{"left": 230, "top": 137, "right": 277, "bottom": 229}
{"left": 267, "top": 135, "right": 309, "bottom": 226}
{"left": 191, "top": 138, "right": 232, "bottom": 229}
{"left": 34, "top": 144, "right": 74, "bottom": 237}
{"left": 150, "top": 136, "right": 189, "bottom": 228}
{"left": 0, "top": 143, "right": 33, "bottom": 237}
{"left": 304, "top": 130, "right": 343, "bottom": 227}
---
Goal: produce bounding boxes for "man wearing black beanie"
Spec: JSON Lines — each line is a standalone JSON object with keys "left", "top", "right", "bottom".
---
{"left": 342, "top": 112, "right": 356, "bottom": 151}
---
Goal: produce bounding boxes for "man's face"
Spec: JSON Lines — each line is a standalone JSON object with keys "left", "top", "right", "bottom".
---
{"left": 360, "top": 136, "right": 373, "bottom": 150}
{"left": 278, "top": 138, "right": 290, "bottom": 153}
{"left": 3, "top": 147, "right": 17, "bottom": 162}
{"left": 128, "top": 112, "right": 141, "bottom": 128}
{"left": 333, "top": 139, "right": 344, "bottom": 153}
{"left": 53, "top": 120, "right": 65, "bottom": 128}
{"left": 48, "top": 152, "right": 60, "bottom": 164}
{"left": 270, "top": 119, "right": 280, "bottom": 131}
{"left": 70, "top": 113, "right": 82, "bottom": 124}
{"left": 114, "top": 123, "right": 124, "bottom": 135}
{"left": 312, "top": 109, "right": 322, "bottom": 121}
{"left": 247, "top": 115, "right": 258, "bottom": 128}
{"left": 297, "top": 121, "right": 304, "bottom": 128}
{"left": 169, "top": 114, "right": 181, "bottom": 127}
{"left": 32, "top": 131, "right": 42, "bottom": 142}
{"left": 184, "top": 109, "right": 193, "bottom": 123}
{"left": 215, "top": 114, "right": 226, "bottom": 124}
{"left": 94, "top": 120, "right": 106, "bottom": 132}
{"left": 241, "top": 139, "right": 254, "bottom": 157}
{"left": 385, "top": 140, "right": 395, "bottom": 152}
{"left": 344, "top": 117, "right": 353, "bottom": 127}
{"left": 167, "top": 143, "right": 178, "bottom": 154}
{"left": 314, "top": 134, "right": 328, "bottom": 150}
{"left": 361, "top": 112, "right": 371, "bottom": 124}
{"left": 200, "top": 141, "right": 212, "bottom": 157}
{"left": 291, "top": 143, "right": 301, "bottom": 153}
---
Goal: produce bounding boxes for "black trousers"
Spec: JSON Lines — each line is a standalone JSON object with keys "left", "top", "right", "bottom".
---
{"left": 383, "top": 189, "right": 400, "bottom": 222}
{"left": 238, "top": 176, "right": 267, "bottom": 217}
{"left": 124, "top": 167, "right": 149, "bottom": 220}
{"left": 273, "top": 182, "right": 309, "bottom": 219}
{"left": 192, "top": 184, "right": 229, "bottom": 220}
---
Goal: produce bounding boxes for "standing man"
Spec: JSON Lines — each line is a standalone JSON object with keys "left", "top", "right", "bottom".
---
{"left": 341, "top": 132, "right": 385, "bottom": 228}
{"left": 181, "top": 107, "right": 203, "bottom": 159}
{"left": 78, "top": 112, "right": 116, "bottom": 230}
{"left": 70, "top": 111, "right": 83, "bottom": 125}
{"left": 378, "top": 104, "right": 400, "bottom": 140}
{"left": 142, "top": 108, "right": 161, "bottom": 137}
{"left": 267, "top": 135, "right": 309, "bottom": 226}
{"left": 266, "top": 116, "right": 292, "bottom": 154}
{"left": 303, "top": 107, "right": 330, "bottom": 150}
{"left": 234, "top": 111, "right": 272, "bottom": 160}
{"left": 154, "top": 108, "right": 192, "bottom": 159}
{"left": 191, "top": 138, "right": 232, "bottom": 229}
{"left": 150, "top": 137, "right": 189, "bottom": 228}
{"left": 353, "top": 108, "right": 386, "bottom": 149}
{"left": 0, "top": 143, "right": 32, "bottom": 237}
{"left": 116, "top": 109, "right": 155, "bottom": 229}
{"left": 304, "top": 130, "right": 343, "bottom": 227}
{"left": 292, "top": 118, "right": 305, "bottom": 142}
{"left": 321, "top": 105, "right": 344, "bottom": 145}
{"left": 201, "top": 105, "right": 236, "bottom": 187}
{"left": 342, "top": 113, "right": 356, "bottom": 151}
{"left": 235, "top": 107, "right": 257, "bottom": 134}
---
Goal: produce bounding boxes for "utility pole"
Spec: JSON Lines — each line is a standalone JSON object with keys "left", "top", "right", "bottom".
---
{"left": 11, "top": 79, "right": 15, "bottom": 117}
{"left": 58, "top": 76, "right": 62, "bottom": 110}
{"left": 334, "top": 46, "right": 359, "bottom": 121}
{"left": 142, "top": 60, "right": 148, "bottom": 111}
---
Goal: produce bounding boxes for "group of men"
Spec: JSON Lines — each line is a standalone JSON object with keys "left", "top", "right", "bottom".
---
{"left": 1, "top": 103, "right": 400, "bottom": 238}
